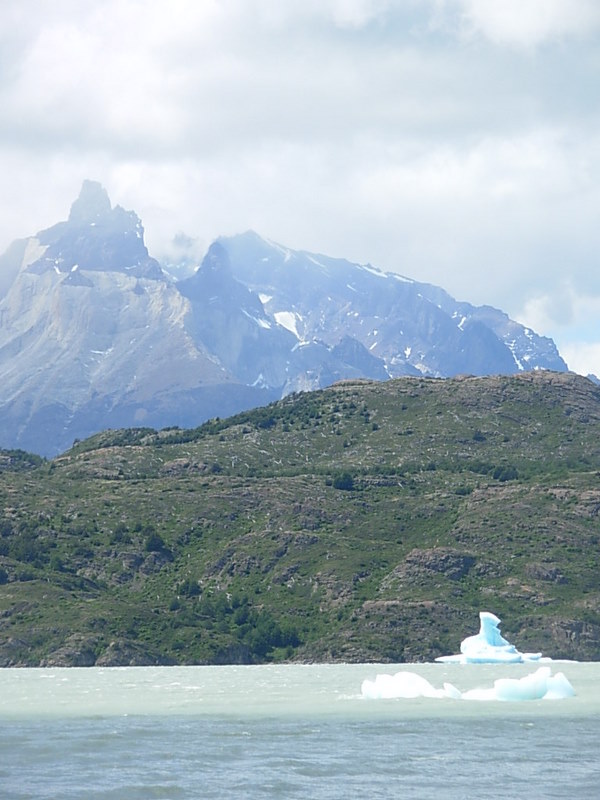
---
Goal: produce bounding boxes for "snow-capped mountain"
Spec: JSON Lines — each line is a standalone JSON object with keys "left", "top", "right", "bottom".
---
{"left": 218, "top": 230, "right": 565, "bottom": 381}
{"left": 0, "top": 182, "right": 567, "bottom": 455}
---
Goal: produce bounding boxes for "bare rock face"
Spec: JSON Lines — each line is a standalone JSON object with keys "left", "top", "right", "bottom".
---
{"left": 548, "top": 619, "right": 600, "bottom": 659}
{"left": 403, "top": 547, "right": 476, "bottom": 580}
{"left": 68, "top": 179, "right": 112, "bottom": 223}
{"left": 382, "top": 547, "right": 476, "bottom": 589}
{"left": 95, "top": 639, "right": 169, "bottom": 666}
{"left": 515, "top": 617, "right": 600, "bottom": 661}
{"left": 0, "top": 636, "right": 34, "bottom": 668}
{"left": 525, "top": 562, "right": 567, "bottom": 584}
{"left": 39, "top": 634, "right": 98, "bottom": 667}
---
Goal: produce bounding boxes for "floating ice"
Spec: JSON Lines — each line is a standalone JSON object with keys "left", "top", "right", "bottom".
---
{"left": 463, "top": 667, "right": 575, "bottom": 702}
{"left": 435, "top": 611, "right": 544, "bottom": 664}
{"left": 361, "top": 667, "right": 575, "bottom": 702}
{"left": 360, "top": 671, "right": 450, "bottom": 700}
{"left": 362, "top": 611, "right": 575, "bottom": 702}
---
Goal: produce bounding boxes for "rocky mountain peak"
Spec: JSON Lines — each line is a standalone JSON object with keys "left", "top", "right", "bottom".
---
{"left": 68, "top": 180, "right": 112, "bottom": 224}
{"left": 178, "top": 241, "right": 239, "bottom": 302}
{"left": 200, "top": 241, "right": 233, "bottom": 277}
{"left": 177, "top": 241, "right": 237, "bottom": 294}
{"left": 25, "top": 180, "right": 164, "bottom": 280}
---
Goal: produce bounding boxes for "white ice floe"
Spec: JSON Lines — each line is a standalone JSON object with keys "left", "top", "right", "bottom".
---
{"left": 361, "top": 666, "right": 575, "bottom": 702}
{"left": 435, "top": 611, "right": 544, "bottom": 664}
{"left": 361, "top": 671, "right": 450, "bottom": 700}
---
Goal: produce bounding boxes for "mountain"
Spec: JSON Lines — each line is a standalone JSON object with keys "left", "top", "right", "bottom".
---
{"left": 1, "top": 371, "right": 599, "bottom": 666}
{"left": 219, "top": 230, "right": 565, "bottom": 380}
{"left": 0, "top": 182, "right": 568, "bottom": 456}
{"left": 0, "top": 183, "right": 275, "bottom": 455}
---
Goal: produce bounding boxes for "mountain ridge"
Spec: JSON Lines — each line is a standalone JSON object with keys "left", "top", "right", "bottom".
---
{"left": 0, "top": 182, "right": 568, "bottom": 456}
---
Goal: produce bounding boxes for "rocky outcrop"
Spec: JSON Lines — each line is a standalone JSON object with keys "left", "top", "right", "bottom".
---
{"left": 381, "top": 547, "right": 476, "bottom": 589}
{"left": 39, "top": 634, "right": 98, "bottom": 667}
{"left": 547, "top": 619, "right": 600, "bottom": 660}
{"left": 95, "top": 639, "right": 171, "bottom": 666}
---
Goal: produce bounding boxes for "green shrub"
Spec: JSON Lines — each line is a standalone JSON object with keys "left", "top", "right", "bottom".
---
{"left": 145, "top": 530, "right": 167, "bottom": 553}
{"left": 493, "top": 465, "right": 518, "bottom": 482}
{"left": 333, "top": 472, "right": 354, "bottom": 491}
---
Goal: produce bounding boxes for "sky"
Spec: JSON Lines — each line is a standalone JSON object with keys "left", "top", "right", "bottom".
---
{"left": 1, "top": 0, "right": 599, "bottom": 375}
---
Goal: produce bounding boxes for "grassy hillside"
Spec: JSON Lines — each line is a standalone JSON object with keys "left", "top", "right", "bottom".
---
{"left": 1, "top": 370, "right": 600, "bottom": 666}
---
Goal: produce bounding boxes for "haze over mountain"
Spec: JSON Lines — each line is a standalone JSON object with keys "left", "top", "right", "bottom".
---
{"left": 0, "top": 182, "right": 568, "bottom": 456}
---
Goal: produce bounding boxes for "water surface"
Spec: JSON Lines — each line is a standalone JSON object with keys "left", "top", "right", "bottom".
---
{"left": 1, "top": 662, "right": 598, "bottom": 799}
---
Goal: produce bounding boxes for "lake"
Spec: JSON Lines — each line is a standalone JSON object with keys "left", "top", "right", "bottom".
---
{"left": 1, "top": 662, "right": 599, "bottom": 799}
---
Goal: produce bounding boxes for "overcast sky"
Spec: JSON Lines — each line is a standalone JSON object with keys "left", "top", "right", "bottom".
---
{"left": 1, "top": 0, "right": 599, "bottom": 375}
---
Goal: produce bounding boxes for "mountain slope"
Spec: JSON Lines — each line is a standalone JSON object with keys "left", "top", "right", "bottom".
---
{"left": 0, "top": 371, "right": 599, "bottom": 666}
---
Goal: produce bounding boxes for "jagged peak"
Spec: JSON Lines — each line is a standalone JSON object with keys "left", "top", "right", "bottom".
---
{"left": 68, "top": 180, "right": 112, "bottom": 224}
{"left": 199, "top": 241, "right": 232, "bottom": 276}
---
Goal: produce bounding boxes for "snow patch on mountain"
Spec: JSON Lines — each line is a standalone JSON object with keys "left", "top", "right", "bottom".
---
{"left": 264, "top": 236, "right": 292, "bottom": 263}
{"left": 242, "top": 309, "right": 271, "bottom": 329}
{"left": 507, "top": 340, "right": 525, "bottom": 370}
{"left": 361, "top": 264, "right": 387, "bottom": 279}
{"left": 274, "top": 310, "right": 302, "bottom": 339}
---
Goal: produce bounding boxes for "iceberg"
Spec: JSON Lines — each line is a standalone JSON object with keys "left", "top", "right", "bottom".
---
{"left": 464, "top": 667, "right": 576, "bottom": 702}
{"left": 360, "top": 670, "right": 451, "bottom": 700}
{"left": 361, "top": 667, "right": 575, "bottom": 702}
{"left": 435, "top": 611, "right": 544, "bottom": 664}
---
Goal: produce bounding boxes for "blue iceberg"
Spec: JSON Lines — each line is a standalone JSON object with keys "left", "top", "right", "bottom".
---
{"left": 361, "top": 666, "right": 575, "bottom": 701}
{"left": 435, "top": 611, "right": 544, "bottom": 664}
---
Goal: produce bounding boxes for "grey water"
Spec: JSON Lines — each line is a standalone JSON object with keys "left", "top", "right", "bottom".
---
{"left": 1, "top": 662, "right": 599, "bottom": 799}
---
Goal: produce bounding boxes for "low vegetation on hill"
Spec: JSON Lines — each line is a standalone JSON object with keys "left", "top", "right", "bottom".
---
{"left": 1, "top": 371, "right": 600, "bottom": 666}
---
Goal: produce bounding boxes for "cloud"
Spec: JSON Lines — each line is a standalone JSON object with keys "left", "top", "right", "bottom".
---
{"left": 0, "top": 4, "right": 198, "bottom": 155}
{"left": 248, "top": 0, "right": 394, "bottom": 29}
{"left": 0, "top": 0, "right": 599, "bottom": 375}
{"left": 560, "top": 342, "right": 600, "bottom": 378}
{"left": 2, "top": 1, "right": 596, "bottom": 160}
{"left": 443, "top": 0, "right": 600, "bottom": 48}
{"left": 326, "top": 0, "right": 393, "bottom": 28}
{"left": 0, "top": 3, "right": 407, "bottom": 159}
{"left": 520, "top": 288, "right": 600, "bottom": 376}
